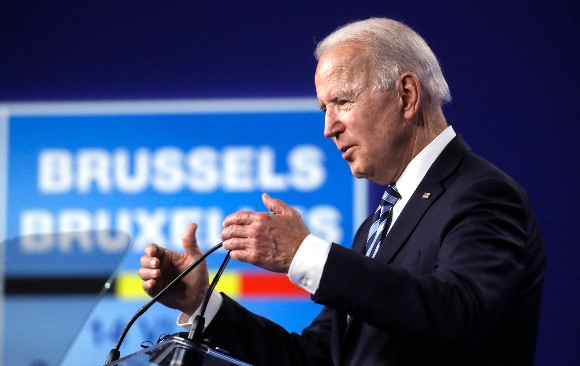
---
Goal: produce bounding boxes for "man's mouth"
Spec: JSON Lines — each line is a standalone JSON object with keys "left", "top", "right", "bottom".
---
{"left": 340, "top": 145, "right": 354, "bottom": 159}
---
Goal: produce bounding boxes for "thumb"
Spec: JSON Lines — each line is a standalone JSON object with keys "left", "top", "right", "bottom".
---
{"left": 181, "top": 222, "right": 201, "bottom": 257}
{"left": 262, "top": 193, "right": 291, "bottom": 215}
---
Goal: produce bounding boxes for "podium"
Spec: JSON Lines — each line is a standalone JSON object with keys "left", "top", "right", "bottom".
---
{"left": 103, "top": 333, "right": 251, "bottom": 366}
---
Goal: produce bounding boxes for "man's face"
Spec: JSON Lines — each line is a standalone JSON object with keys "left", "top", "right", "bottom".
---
{"left": 315, "top": 45, "right": 415, "bottom": 184}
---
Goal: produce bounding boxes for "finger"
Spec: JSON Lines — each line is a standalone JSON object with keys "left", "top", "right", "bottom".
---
{"left": 222, "top": 211, "right": 257, "bottom": 228}
{"left": 145, "top": 243, "right": 174, "bottom": 265}
{"left": 228, "top": 247, "right": 253, "bottom": 264}
{"left": 222, "top": 237, "right": 250, "bottom": 251}
{"left": 140, "top": 255, "right": 159, "bottom": 269}
{"left": 144, "top": 243, "right": 159, "bottom": 257}
{"left": 262, "top": 193, "right": 292, "bottom": 215}
{"left": 181, "top": 222, "right": 200, "bottom": 257}
{"left": 141, "top": 279, "right": 157, "bottom": 293}
{"left": 220, "top": 222, "right": 250, "bottom": 241}
{"left": 138, "top": 267, "right": 160, "bottom": 281}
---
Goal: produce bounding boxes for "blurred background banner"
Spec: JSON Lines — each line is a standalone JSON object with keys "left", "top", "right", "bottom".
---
{"left": 0, "top": 1, "right": 579, "bottom": 365}
{"left": 2, "top": 99, "right": 363, "bottom": 270}
{"left": 0, "top": 99, "right": 365, "bottom": 365}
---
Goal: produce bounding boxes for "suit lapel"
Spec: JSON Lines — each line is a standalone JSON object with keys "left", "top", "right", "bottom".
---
{"left": 374, "top": 135, "right": 472, "bottom": 264}
{"left": 336, "top": 136, "right": 471, "bottom": 362}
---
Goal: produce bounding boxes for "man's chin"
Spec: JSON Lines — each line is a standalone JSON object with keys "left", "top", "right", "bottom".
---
{"left": 350, "top": 167, "right": 368, "bottom": 179}
{"left": 350, "top": 168, "right": 385, "bottom": 184}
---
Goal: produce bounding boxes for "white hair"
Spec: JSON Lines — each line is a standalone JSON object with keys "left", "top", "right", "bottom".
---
{"left": 315, "top": 18, "right": 451, "bottom": 105}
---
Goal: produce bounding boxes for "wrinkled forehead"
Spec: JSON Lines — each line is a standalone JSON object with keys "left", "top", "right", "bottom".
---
{"left": 315, "top": 45, "right": 374, "bottom": 86}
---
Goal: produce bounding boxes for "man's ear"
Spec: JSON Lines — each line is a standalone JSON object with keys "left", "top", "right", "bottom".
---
{"left": 396, "top": 72, "right": 421, "bottom": 119}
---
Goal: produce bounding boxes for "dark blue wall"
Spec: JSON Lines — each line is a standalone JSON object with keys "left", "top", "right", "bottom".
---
{"left": 1, "top": 1, "right": 578, "bottom": 364}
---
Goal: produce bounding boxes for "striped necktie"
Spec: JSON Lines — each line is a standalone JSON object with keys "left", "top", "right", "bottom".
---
{"left": 366, "top": 184, "right": 401, "bottom": 258}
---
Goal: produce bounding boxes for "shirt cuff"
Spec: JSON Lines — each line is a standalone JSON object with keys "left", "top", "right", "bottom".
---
{"left": 176, "top": 290, "right": 224, "bottom": 331}
{"left": 287, "top": 234, "right": 331, "bottom": 294}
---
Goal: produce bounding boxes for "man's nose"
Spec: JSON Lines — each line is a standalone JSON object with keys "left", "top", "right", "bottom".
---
{"left": 323, "top": 109, "right": 342, "bottom": 138}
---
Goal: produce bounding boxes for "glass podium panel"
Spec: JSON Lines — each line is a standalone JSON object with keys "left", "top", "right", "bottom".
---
{"left": 1, "top": 231, "right": 131, "bottom": 366}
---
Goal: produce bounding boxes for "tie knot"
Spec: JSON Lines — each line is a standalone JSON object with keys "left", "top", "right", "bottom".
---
{"left": 381, "top": 184, "right": 401, "bottom": 206}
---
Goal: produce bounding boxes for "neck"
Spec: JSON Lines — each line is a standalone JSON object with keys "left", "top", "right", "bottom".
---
{"left": 377, "top": 105, "right": 447, "bottom": 186}
{"left": 410, "top": 105, "right": 447, "bottom": 158}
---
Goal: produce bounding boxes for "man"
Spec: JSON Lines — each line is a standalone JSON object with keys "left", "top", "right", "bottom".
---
{"left": 139, "top": 18, "right": 546, "bottom": 365}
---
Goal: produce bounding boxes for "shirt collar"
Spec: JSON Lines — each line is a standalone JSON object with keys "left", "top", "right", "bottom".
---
{"left": 395, "top": 126, "right": 456, "bottom": 201}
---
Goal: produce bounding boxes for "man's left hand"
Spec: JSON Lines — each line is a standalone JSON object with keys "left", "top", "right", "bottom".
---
{"left": 220, "top": 193, "right": 310, "bottom": 273}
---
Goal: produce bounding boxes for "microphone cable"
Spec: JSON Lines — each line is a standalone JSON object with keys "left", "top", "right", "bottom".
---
{"left": 188, "top": 249, "right": 231, "bottom": 341}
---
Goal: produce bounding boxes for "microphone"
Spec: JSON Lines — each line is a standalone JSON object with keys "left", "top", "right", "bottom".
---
{"left": 189, "top": 250, "right": 231, "bottom": 341}
{"left": 170, "top": 250, "right": 231, "bottom": 366}
{"left": 104, "top": 241, "right": 228, "bottom": 365}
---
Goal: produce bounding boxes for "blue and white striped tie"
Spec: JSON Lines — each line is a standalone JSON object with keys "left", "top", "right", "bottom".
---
{"left": 366, "top": 184, "right": 401, "bottom": 258}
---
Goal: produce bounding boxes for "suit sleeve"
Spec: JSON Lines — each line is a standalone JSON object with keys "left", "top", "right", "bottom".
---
{"left": 202, "top": 293, "right": 334, "bottom": 366}
{"left": 312, "top": 175, "right": 538, "bottom": 346}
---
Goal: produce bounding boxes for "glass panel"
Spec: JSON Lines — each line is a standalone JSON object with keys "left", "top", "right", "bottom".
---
{"left": 1, "top": 230, "right": 131, "bottom": 366}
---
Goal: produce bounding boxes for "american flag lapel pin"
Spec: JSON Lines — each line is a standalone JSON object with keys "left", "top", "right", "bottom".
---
{"left": 422, "top": 192, "right": 431, "bottom": 199}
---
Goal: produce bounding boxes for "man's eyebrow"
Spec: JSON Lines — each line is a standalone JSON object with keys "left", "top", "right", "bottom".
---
{"left": 317, "top": 88, "right": 359, "bottom": 111}
{"left": 328, "top": 93, "right": 351, "bottom": 105}
{"left": 317, "top": 95, "right": 344, "bottom": 111}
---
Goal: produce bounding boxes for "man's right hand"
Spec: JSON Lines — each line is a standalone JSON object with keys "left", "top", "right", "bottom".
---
{"left": 138, "top": 223, "right": 209, "bottom": 317}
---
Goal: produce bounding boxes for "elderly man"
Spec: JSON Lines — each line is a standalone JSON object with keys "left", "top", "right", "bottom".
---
{"left": 139, "top": 18, "right": 546, "bottom": 366}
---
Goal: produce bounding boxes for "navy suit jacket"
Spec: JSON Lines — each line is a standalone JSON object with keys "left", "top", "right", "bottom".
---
{"left": 203, "top": 136, "right": 546, "bottom": 366}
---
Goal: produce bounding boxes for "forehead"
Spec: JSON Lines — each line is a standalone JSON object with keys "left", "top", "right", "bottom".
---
{"left": 315, "top": 45, "right": 374, "bottom": 86}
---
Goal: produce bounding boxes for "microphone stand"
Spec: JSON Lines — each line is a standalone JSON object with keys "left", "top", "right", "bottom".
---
{"left": 169, "top": 250, "right": 231, "bottom": 366}
{"left": 104, "top": 242, "right": 227, "bottom": 365}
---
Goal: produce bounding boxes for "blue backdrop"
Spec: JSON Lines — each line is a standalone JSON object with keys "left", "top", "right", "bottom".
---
{"left": 1, "top": 100, "right": 365, "bottom": 365}
{"left": 1, "top": 1, "right": 578, "bottom": 365}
